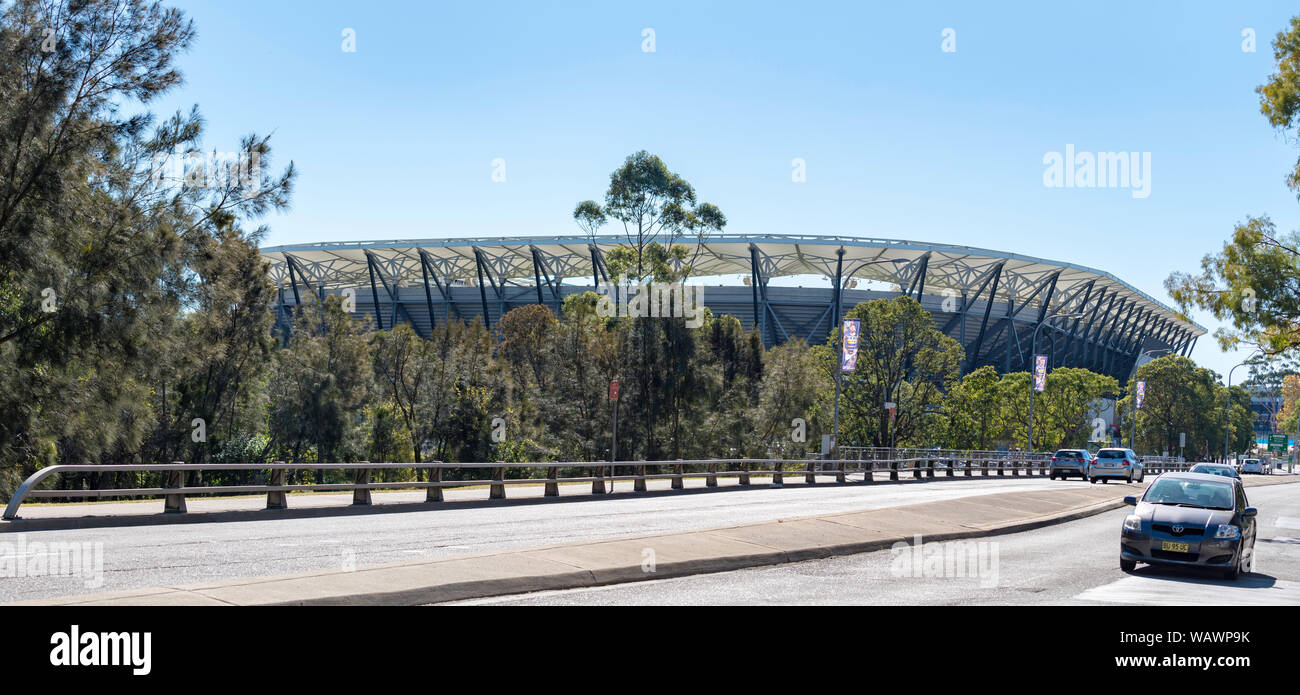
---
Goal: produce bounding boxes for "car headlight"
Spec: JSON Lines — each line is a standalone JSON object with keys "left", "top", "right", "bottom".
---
{"left": 1213, "top": 524, "right": 1241, "bottom": 540}
{"left": 1123, "top": 515, "right": 1143, "bottom": 532}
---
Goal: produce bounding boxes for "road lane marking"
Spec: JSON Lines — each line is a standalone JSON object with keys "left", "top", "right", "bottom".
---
{"left": 1275, "top": 516, "right": 1300, "bottom": 530}
{"left": 1074, "top": 575, "right": 1300, "bottom": 606}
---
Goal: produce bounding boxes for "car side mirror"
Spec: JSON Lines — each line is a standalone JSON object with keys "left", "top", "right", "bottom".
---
{"left": 1243, "top": 507, "right": 1258, "bottom": 517}
{"left": 1123, "top": 496, "right": 1137, "bottom": 506}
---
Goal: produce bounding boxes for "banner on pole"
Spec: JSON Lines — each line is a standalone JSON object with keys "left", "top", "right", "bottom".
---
{"left": 1032, "top": 354, "right": 1048, "bottom": 393}
{"left": 840, "top": 319, "right": 861, "bottom": 372}
{"left": 1135, "top": 380, "right": 1145, "bottom": 410}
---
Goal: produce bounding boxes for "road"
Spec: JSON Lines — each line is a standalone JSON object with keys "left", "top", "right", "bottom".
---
{"left": 1, "top": 474, "right": 1099, "bottom": 603}
{"left": 448, "top": 481, "right": 1300, "bottom": 605}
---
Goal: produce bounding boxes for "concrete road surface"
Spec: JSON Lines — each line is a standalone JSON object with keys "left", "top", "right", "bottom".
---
{"left": 448, "top": 482, "right": 1300, "bottom": 605}
{"left": 1, "top": 475, "right": 1100, "bottom": 603}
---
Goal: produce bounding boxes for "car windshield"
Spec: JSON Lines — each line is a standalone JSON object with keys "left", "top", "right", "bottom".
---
{"left": 1096, "top": 450, "right": 1126, "bottom": 459}
{"left": 1190, "top": 465, "right": 1234, "bottom": 477}
{"left": 1143, "top": 478, "right": 1234, "bottom": 510}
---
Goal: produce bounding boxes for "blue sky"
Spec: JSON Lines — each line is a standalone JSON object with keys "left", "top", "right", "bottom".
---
{"left": 161, "top": 0, "right": 1300, "bottom": 381}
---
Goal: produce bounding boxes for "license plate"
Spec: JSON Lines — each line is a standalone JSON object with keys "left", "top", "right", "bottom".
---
{"left": 1160, "top": 541, "right": 1190, "bottom": 553}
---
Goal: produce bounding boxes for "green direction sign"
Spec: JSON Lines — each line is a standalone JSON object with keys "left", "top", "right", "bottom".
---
{"left": 1268, "top": 433, "right": 1288, "bottom": 453}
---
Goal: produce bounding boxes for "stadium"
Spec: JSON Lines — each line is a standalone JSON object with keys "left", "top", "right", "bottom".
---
{"left": 260, "top": 234, "right": 1206, "bottom": 383}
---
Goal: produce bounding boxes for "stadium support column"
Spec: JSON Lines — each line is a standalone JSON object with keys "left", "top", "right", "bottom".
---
{"left": 531, "top": 246, "right": 546, "bottom": 306}
{"left": 904, "top": 252, "right": 930, "bottom": 300}
{"left": 749, "top": 243, "right": 765, "bottom": 345}
{"left": 365, "top": 251, "right": 385, "bottom": 331}
{"left": 968, "top": 262, "right": 1005, "bottom": 373}
{"left": 473, "top": 246, "right": 493, "bottom": 331}
{"left": 830, "top": 248, "right": 844, "bottom": 342}
{"left": 418, "top": 249, "right": 438, "bottom": 332}
{"left": 1059, "top": 280, "right": 1096, "bottom": 368}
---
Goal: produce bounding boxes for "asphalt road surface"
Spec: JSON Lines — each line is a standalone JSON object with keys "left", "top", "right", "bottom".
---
{"left": 2, "top": 475, "right": 1098, "bottom": 602}
{"left": 449, "top": 482, "right": 1300, "bottom": 605}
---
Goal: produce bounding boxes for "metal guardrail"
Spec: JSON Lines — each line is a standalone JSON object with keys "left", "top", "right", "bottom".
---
{"left": 2, "top": 455, "right": 1082, "bottom": 520}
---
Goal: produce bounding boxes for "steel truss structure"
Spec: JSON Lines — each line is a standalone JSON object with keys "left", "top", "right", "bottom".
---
{"left": 261, "top": 234, "right": 1205, "bottom": 382}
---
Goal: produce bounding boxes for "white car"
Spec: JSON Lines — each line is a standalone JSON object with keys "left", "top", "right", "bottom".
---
{"left": 1240, "top": 459, "right": 1265, "bottom": 474}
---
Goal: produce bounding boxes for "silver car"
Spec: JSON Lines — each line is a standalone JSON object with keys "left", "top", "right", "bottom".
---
{"left": 1050, "top": 449, "right": 1093, "bottom": 480}
{"left": 1089, "top": 447, "right": 1143, "bottom": 484}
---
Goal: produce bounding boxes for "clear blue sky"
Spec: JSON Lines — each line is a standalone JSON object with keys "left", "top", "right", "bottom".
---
{"left": 161, "top": 0, "right": 1300, "bottom": 382}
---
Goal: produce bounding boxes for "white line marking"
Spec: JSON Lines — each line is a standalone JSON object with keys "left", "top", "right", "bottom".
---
{"left": 1275, "top": 516, "right": 1300, "bottom": 530}
{"left": 1075, "top": 575, "right": 1300, "bottom": 606}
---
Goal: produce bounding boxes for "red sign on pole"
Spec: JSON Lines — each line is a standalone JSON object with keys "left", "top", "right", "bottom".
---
{"left": 609, "top": 380, "right": 620, "bottom": 401}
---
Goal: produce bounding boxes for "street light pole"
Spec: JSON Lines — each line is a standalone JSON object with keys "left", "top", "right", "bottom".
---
{"left": 1127, "top": 348, "right": 1171, "bottom": 453}
{"left": 1027, "top": 313, "right": 1082, "bottom": 453}
{"left": 830, "top": 257, "right": 898, "bottom": 462}
{"left": 1224, "top": 355, "right": 1258, "bottom": 464}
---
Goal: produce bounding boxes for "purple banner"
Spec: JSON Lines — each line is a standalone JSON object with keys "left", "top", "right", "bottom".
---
{"left": 1033, "top": 354, "right": 1048, "bottom": 392}
{"left": 1135, "top": 380, "right": 1145, "bottom": 410}
{"left": 840, "top": 319, "right": 861, "bottom": 372}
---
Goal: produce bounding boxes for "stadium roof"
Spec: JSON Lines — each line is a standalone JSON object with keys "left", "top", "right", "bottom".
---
{"left": 260, "top": 233, "right": 1206, "bottom": 338}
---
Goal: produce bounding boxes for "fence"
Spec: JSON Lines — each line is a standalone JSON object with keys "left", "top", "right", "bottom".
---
{"left": 1, "top": 454, "right": 1098, "bottom": 520}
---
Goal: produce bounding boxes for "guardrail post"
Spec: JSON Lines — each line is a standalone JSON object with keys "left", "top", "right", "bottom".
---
{"left": 266, "top": 462, "right": 288, "bottom": 510}
{"left": 912, "top": 460, "right": 922, "bottom": 480}
{"left": 946, "top": 457, "right": 955, "bottom": 477}
{"left": 890, "top": 460, "right": 899, "bottom": 481}
{"left": 996, "top": 460, "right": 1005, "bottom": 476}
{"left": 545, "top": 464, "right": 559, "bottom": 497}
{"left": 634, "top": 463, "right": 647, "bottom": 492}
{"left": 490, "top": 462, "right": 506, "bottom": 499}
{"left": 964, "top": 458, "right": 972, "bottom": 477}
{"left": 163, "top": 461, "right": 186, "bottom": 513}
{"left": 982, "top": 459, "right": 990, "bottom": 476}
{"left": 672, "top": 460, "right": 684, "bottom": 490}
{"left": 427, "top": 466, "right": 443, "bottom": 502}
{"left": 836, "top": 458, "right": 846, "bottom": 484}
{"left": 805, "top": 458, "right": 816, "bottom": 485}
{"left": 592, "top": 463, "right": 607, "bottom": 494}
{"left": 707, "top": 461, "right": 718, "bottom": 487}
{"left": 926, "top": 459, "right": 935, "bottom": 479}
{"left": 771, "top": 460, "right": 783, "bottom": 487}
{"left": 863, "top": 460, "right": 873, "bottom": 483}
{"left": 1012, "top": 460, "right": 1020, "bottom": 477}
{"left": 739, "top": 460, "right": 750, "bottom": 486}
{"left": 353, "top": 463, "right": 372, "bottom": 505}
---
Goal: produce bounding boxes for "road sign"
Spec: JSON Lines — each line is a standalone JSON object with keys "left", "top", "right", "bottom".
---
{"left": 608, "top": 380, "right": 620, "bottom": 401}
{"left": 1135, "top": 381, "right": 1145, "bottom": 410}
{"left": 1268, "top": 433, "right": 1287, "bottom": 453}
{"left": 1179, "top": 432, "right": 1185, "bottom": 448}
{"left": 840, "top": 319, "right": 861, "bottom": 372}
{"left": 1032, "top": 354, "right": 1047, "bottom": 392}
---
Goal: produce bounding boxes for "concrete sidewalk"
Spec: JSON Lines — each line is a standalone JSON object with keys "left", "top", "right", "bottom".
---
{"left": 14, "top": 475, "right": 1294, "bottom": 606}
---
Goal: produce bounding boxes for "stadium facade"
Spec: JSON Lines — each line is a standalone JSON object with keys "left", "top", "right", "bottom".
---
{"left": 260, "top": 234, "right": 1206, "bottom": 383}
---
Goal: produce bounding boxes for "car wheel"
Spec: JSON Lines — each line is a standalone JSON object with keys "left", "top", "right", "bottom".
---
{"left": 1089, "top": 476, "right": 1096, "bottom": 484}
{"left": 1120, "top": 558, "right": 1136, "bottom": 573}
{"left": 1137, "top": 470, "right": 1144, "bottom": 483}
{"left": 1224, "top": 558, "right": 1241, "bottom": 581}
